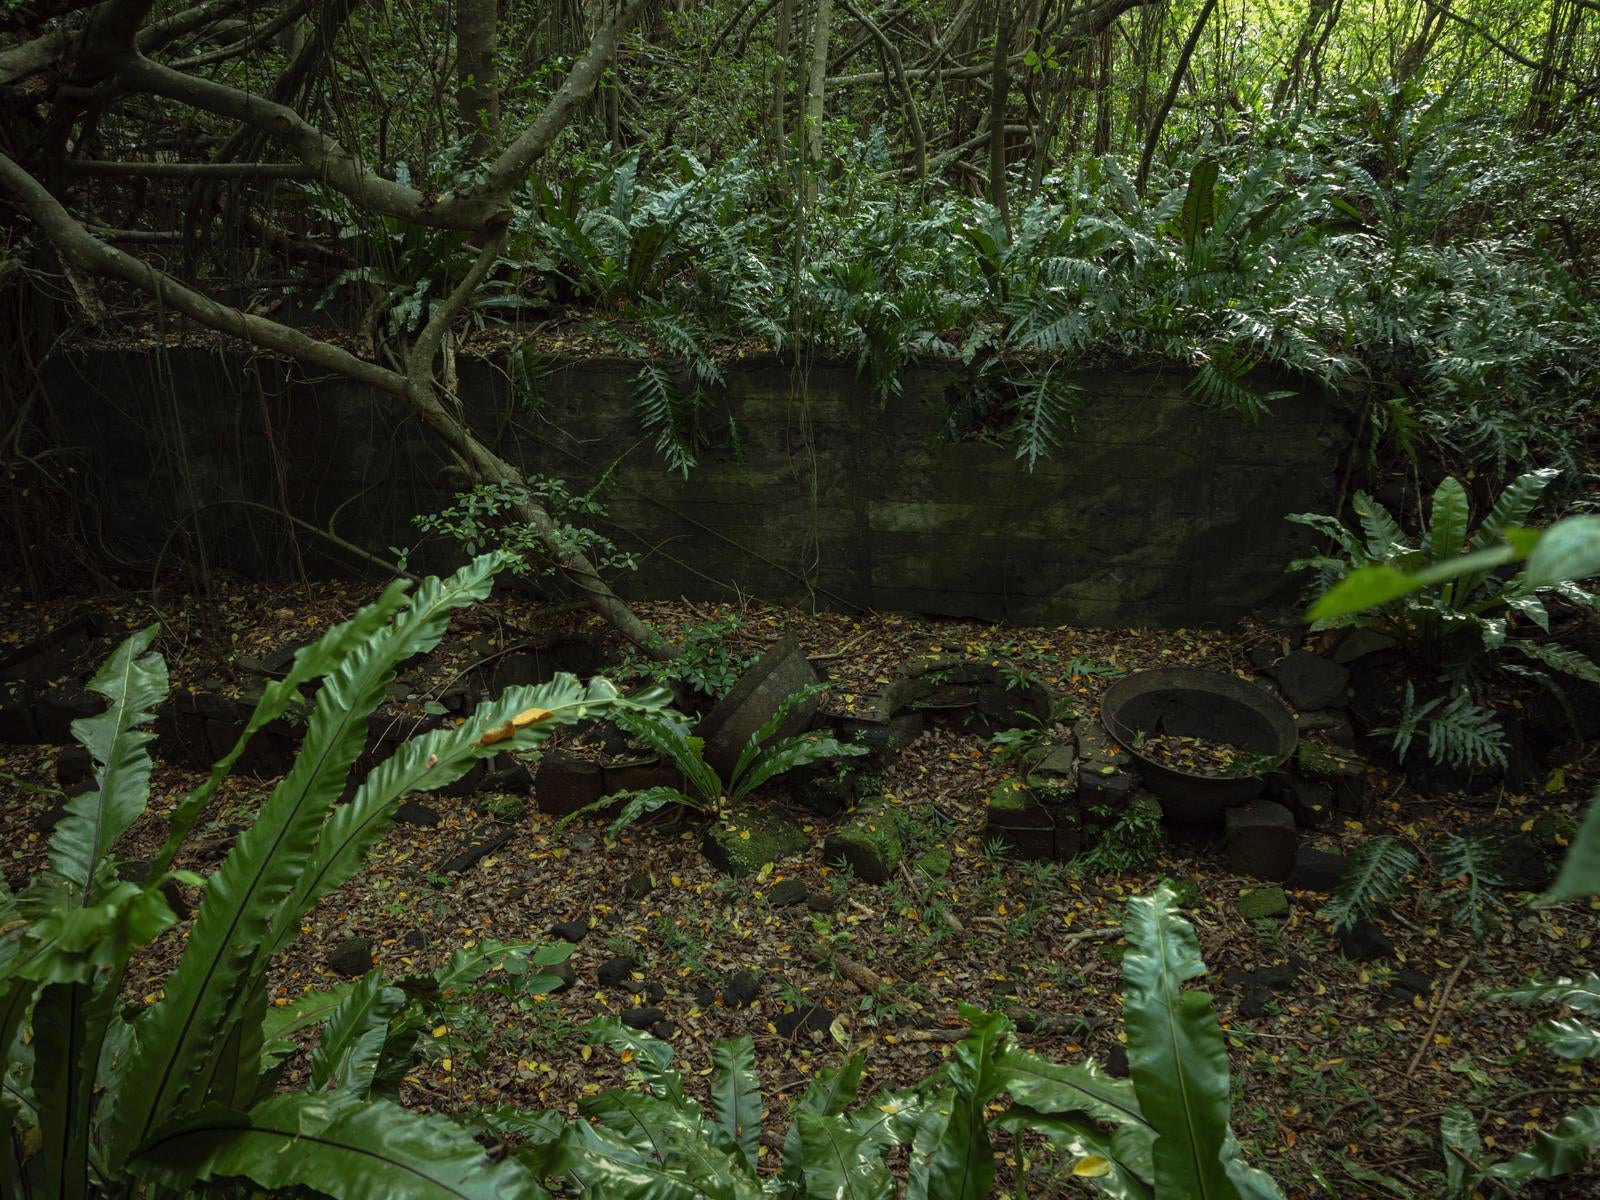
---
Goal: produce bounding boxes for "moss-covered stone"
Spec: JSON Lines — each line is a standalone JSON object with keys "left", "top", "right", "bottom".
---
{"left": 1238, "top": 886, "right": 1290, "bottom": 920}
{"left": 824, "top": 798, "right": 904, "bottom": 884}
{"left": 987, "top": 778, "right": 1033, "bottom": 812}
{"left": 1531, "top": 812, "right": 1578, "bottom": 849}
{"left": 1098, "top": 942, "right": 1127, "bottom": 966}
{"left": 914, "top": 846, "right": 952, "bottom": 880}
{"left": 702, "top": 807, "right": 809, "bottom": 877}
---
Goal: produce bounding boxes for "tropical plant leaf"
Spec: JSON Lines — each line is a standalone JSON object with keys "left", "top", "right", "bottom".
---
{"left": 260, "top": 983, "right": 356, "bottom": 1071}
{"left": 1492, "top": 972, "right": 1600, "bottom": 1015}
{"left": 309, "top": 971, "right": 407, "bottom": 1095}
{"left": 107, "top": 557, "right": 506, "bottom": 1166}
{"left": 1484, "top": 1105, "right": 1600, "bottom": 1185}
{"left": 616, "top": 710, "right": 722, "bottom": 806}
{"left": 133, "top": 1094, "right": 544, "bottom": 1199}
{"left": 48, "top": 625, "right": 166, "bottom": 895}
{"left": 548, "top": 1119, "right": 735, "bottom": 1200}
{"left": 1181, "top": 157, "right": 1220, "bottom": 258}
{"left": 781, "top": 1054, "right": 867, "bottom": 1186}
{"left": 1426, "top": 477, "right": 1471, "bottom": 567}
{"left": 33, "top": 981, "right": 97, "bottom": 1200}
{"left": 1440, "top": 1103, "right": 1483, "bottom": 1197}
{"left": 1352, "top": 491, "right": 1408, "bottom": 559}
{"left": 1543, "top": 791, "right": 1600, "bottom": 904}
{"left": 710, "top": 1036, "right": 760, "bottom": 1175}
{"left": 906, "top": 1006, "right": 1007, "bottom": 1200}
{"left": 991, "top": 1044, "right": 1149, "bottom": 1133}
{"left": 795, "top": 1109, "right": 894, "bottom": 1200}
{"left": 1472, "top": 469, "right": 1559, "bottom": 550}
{"left": 729, "top": 682, "right": 830, "bottom": 789}
{"left": 1530, "top": 1017, "right": 1600, "bottom": 1061}
{"left": 732, "top": 734, "right": 868, "bottom": 804}
{"left": 1121, "top": 887, "right": 1252, "bottom": 1200}
{"left": 273, "top": 675, "right": 639, "bottom": 954}
{"left": 992, "top": 1106, "right": 1153, "bottom": 1199}
{"left": 602, "top": 786, "right": 697, "bottom": 838}
{"left": 1514, "top": 641, "right": 1600, "bottom": 684}
{"left": 1324, "top": 836, "right": 1418, "bottom": 933}
{"left": 150, "top": 581, "right": 413, "bottom": 874}
{"left": 1524, "top": 516, "right": 1600, "bottom": 588}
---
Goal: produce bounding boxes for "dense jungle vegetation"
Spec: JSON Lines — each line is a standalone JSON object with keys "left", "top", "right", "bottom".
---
{"left": 2, "top": 0, "right": 1600, "bottom": 1197}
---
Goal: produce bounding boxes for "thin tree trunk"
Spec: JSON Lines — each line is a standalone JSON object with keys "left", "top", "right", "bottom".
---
{"left": 457, "top": 0, "right": 500, "bottom": 155}
{"left": 803, "top": 0, "right": 834, "bottom": 207}
{"left": 773, "top": 0, "right": 793, "bottom": 167}
{"left": 988, "top": 0, "right": 1012, "bottom": 228}
{"left": 1136, "top": 0, "right": 1217, "bottom": 195}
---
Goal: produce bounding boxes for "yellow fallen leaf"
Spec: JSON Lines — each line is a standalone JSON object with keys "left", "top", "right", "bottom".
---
{"left": 511, "top": 707, "right": 551, "bottom": 728}
{"left": 432, "top": 1025, "right": 448, "bottom": 1038}
{"left": 1072, "top": 1156, "right": 1112, "bottom": 1178}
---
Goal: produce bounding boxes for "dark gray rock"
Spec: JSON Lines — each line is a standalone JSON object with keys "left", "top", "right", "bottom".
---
{"left": 1276, "top": 652, "right": 1350, "bottom": 711}
{"left": 694, "top": 984, "right": 719, "bottom": 1009}
{"left": 1380, "top": 969, "right": 1433, "bottom": 1010}
{"left": 1248, "top": 644, "right": 1281, "bottom": 672}
{"left": 547, "top": 920, "right": 590, "bottom": 944}
{"left": 1225, "top": 799, "right": 1300, "bottom": 881}
{"left": 327, "top": 938, "right": 373, "bottom": 977}
{"left": 544, "top": 957, "right": 577, "bottom": 989}
{"left": 1238, "top": 887, "right": 1290, "bottom": 920}
{"left": 766, "top": 879, "right": 808, "bottom": 908}
{"left": 652, "top": 1020, "right": 677, "bottom": 1040}
{"left": 394, "top": 801, "right": 442, "bottom": 828}
{"left": 806, "top": 889, "right": 841, "bottom": 913}
{"left": 1104, "top": 1044, "right": 1129, "bottom": 1078}
{"left": 621, "top": 1006, "right": 667, "bottom": 1030}
{"left": 435, "top": 826, "right": 514, "bottom": 875}
{"left": 836, "top": 709, "right": 925, "bottom": 756}
{"left": 1337, "top": 919, "right": 1395, "bottom": 962}
{"left": 639, "top": 981, "right": 667, "bottom": 1004}
{"left": 1332, "top": 629, "right": 1398, "bottom": 665}
{"left": 597, "top": 956, "right": 637, "bottom": 988}
{"left": 722, "top": 970, "right": 761, "bottom": 1008}
{"left": 533, "top": 753, "right": 605, "bottom": 817}
{"left": 776, "top": 1003, "right": 837, "bottom": 1040}
{"left": 55, "top": 744, "right": 93, "bottom": 789}
{"left": 402, "top": 930, "right": 428, "bottom": 951}
{"left": 1224, "top": 961, "right": 1301, "bottom": 1018}
{"left": 624, "top": 871, "right": 657, "bottom": 901}
{"left": 1286, "top": 847, "right": 1348, "bottom": 893}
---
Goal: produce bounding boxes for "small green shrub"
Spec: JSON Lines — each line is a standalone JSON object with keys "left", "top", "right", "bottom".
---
{"left": 618, "top": 612, "right": 754, "bottom": 699}
{"left": 414, "top": 473, "right": 638, "bottom": 580}
{"left": 0, "top": 555, "right": 666, "bottom": 1198}
{"left": 560, "top": 683, "right": 867, "bottom": 837}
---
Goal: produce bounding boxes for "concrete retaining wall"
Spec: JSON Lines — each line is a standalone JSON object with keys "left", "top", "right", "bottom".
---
{"left": 41, "top": 347, "right": 1357, "bottom": 627}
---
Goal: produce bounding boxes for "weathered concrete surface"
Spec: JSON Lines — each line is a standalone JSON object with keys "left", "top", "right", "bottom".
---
{"left": 40, "top": 348, "right": 1356, "bottom": 626}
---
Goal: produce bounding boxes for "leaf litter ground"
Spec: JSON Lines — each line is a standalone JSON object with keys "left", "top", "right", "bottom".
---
{"left": 0, "top": 579, "right": 1596, "bottom": 1197}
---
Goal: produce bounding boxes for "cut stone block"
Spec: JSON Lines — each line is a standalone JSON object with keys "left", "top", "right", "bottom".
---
{"left": 603, "top": 756, "right": 686, "bottom": 795}
{"left": 836, "top": 709, "right": 924, "bottom": 755}
{"left": 703, "top": 807, "right": 808, "bottom": 877}
{"left": 1276, "top": 651, "right": 1351, "bottom": 711}
{"left": 1286, "top": 847, "right": 1348, "bottom": 893}
{"left": 533, "top": 752, "right": 605, "bottom": 816}
{"left": 1238, "top": 887, "right": 1290, "bottom": 920}
{"left": 696, "top": 636, "right": 820, "bottom": 778}
{"left": 1295, "top": 742, "right": 1368, "bottom": 814}
{"left": 1225, "top": 799, "right": 1300, "bottom": 881}
{"left": 1277, "top": 778, "right": 1333, "bottom": 829}
{"left": 825, "top": 799, "right": 904, "bottom": 883}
